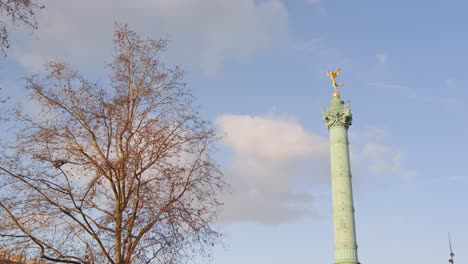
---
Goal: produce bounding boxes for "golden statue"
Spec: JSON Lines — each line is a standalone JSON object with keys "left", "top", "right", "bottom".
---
{"left": 327, "top": 68, "right": 344, "bottom": 96}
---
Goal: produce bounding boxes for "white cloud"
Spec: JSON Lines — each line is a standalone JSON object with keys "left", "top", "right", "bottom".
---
{"left": 218, "top": 114, "right": 326, "bottom": 161}
{"left": 216, "top": 114, "right": 411, "bottom": 225}
{"left": 10, "top": 0, "right": 288, "bottom": 75}
{"left": 351, "top": 127, "right": 411, "bottom": 177}
{"left": 216, "top": 114, "right": 329, "bottom": 224}
{"left": 376, "top": 53, "right": 388, "bottom": 64}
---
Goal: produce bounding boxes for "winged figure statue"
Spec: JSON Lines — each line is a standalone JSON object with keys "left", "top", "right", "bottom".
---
{"left": 327, "top": 68, "right": 344, "bottom": 91}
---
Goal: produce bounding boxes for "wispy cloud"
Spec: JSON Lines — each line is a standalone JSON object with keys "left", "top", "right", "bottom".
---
{"left": 368, "top": 81, "right": 460, "bottom": 111}
{"left": 350, "top": 127, "right": 414, "bottom": 181}
{"left": 217, "top": 113, "right": 329, "bottom": 224}
{"left": 303, "top": 0, "right": 327, "bottom": 15}
{"left": 367, "top": 82, "right": 407, "bottom": 90}
{"left": 376, "top": 53, "right": 388, "bottom": 64}
{"left": 10, "top": 0, "right": 288, "bottom": 76}
{"left": 217, "top": 114, "right": 411, "bottom": 225}
{"left": 289, "top": 37, "right": 353, "bottom": 78}
{"left": 445, "top": 78, "right": 455, "bottom": 88}
{"left": 362, "top": 143, "right": 405, "bottom": 175}
{"left": 304, "top": 0, "right": 321, "bottom": 5}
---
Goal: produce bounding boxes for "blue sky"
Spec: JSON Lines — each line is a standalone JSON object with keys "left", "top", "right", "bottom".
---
{"left": 2, "top": 0, "right": 468, "bottom": 263}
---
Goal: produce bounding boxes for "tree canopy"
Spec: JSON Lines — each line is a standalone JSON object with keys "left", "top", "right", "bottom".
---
{"left": 0, "top": 24, "right": 224, "bottom": 264}
{"left": 0, "top": 0, "right": 45, "bottom": 54}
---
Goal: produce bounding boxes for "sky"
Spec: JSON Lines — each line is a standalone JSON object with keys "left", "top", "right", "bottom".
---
{"left": 2, "top": 0, "right": 468, "bottom": 263}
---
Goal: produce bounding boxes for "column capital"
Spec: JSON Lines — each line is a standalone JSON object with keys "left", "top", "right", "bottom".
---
{"left": 322, "top": 97, "right": 352, "bottom": 129}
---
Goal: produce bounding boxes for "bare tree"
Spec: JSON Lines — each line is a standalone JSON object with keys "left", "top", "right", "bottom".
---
{"left": 0, "top": 0, "right": 45, "bottom": 54}
{"left": 0, "top": 24, "right": 224, "bottom": 264}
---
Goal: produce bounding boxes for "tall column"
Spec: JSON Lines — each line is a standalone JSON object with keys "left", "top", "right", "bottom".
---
{"left": 323, "top": 93, "right": 360, "bottom": 264}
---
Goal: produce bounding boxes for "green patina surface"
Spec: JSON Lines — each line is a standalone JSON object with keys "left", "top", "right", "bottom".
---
{"left": 323, "top": 95, "right": 360, "bottom": 264}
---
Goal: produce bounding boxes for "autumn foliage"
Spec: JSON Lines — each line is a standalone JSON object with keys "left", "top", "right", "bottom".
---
{"left": 0, "top": 25, "right": 224, "bottom": 264}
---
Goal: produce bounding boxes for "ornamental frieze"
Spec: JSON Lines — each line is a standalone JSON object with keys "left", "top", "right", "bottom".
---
{"left": 322, "top": 107, "right": 352, "bottom": 129}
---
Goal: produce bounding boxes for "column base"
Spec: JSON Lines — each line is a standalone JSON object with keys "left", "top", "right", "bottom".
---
{"left": 335, "top": 262, "right": 360, "bottom": 264}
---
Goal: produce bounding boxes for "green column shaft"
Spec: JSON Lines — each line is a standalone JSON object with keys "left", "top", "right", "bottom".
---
{"left": 329, "top": 126, "right": 358, "bottom": 263}
{"left": 323, "top": 95, "right": 360, "bottom": 264}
